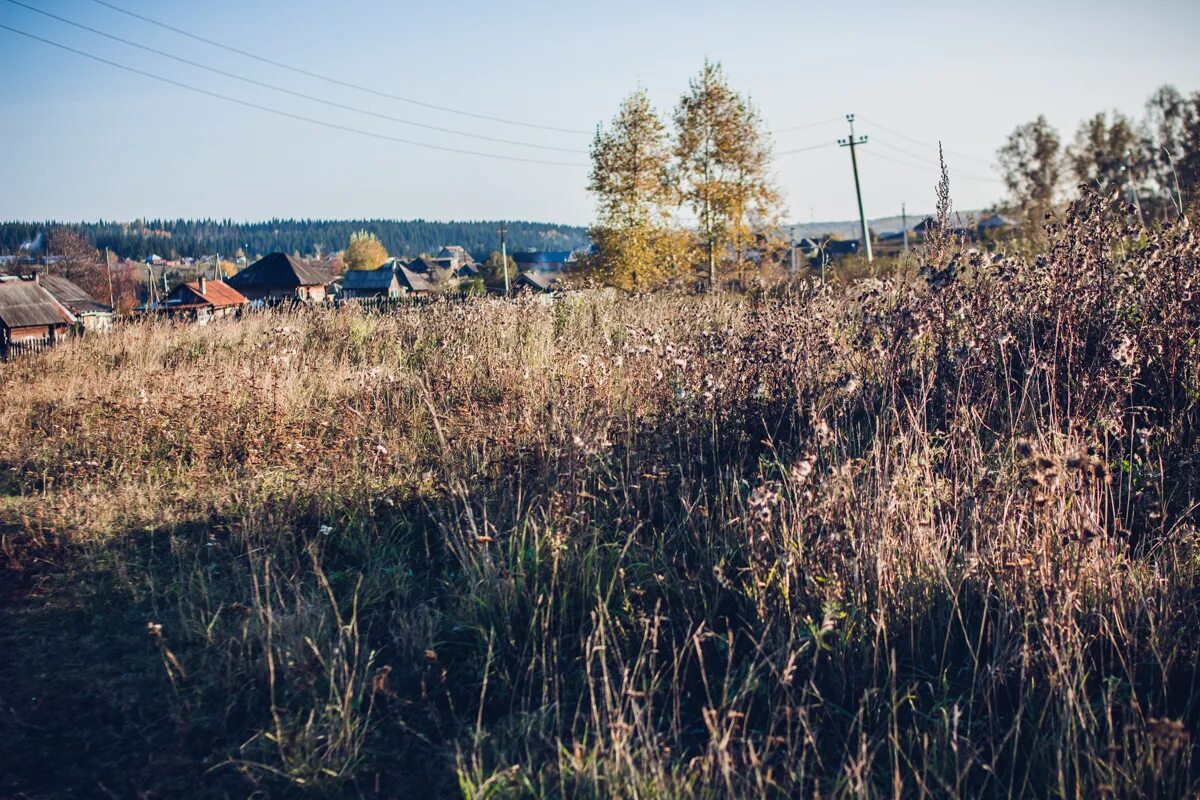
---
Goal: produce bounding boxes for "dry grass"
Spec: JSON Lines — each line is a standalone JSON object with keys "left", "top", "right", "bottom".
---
{"left": 1, "top": 190, "right": 1199, "bottom": 798}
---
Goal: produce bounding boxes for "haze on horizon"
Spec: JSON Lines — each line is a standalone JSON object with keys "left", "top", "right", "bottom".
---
{"left": 1, "top": 0, "right": 1197, "bottom": 228}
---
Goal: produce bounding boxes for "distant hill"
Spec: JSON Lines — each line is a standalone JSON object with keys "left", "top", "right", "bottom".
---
{"left": 0, "top": 219, "right": 590, "bottom": 262}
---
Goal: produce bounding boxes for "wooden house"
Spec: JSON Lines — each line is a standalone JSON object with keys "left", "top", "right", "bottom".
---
{"left": 342, "top": 263, "right": 403, "bottom": 299}
{"left": 0, "top": 276, "right": 75, "bottom": 353}
{"left": 37, "top": 274, "right": 115, "bottom": 332}
{"left": 162, "top": 277, "right": 248, "bottom": 323}
{"left": 514, "top": 270, "right": 562, "bottom": 293}
{"left": 433, "top": 245, "right": 480, "bottom": 277}
{"left": 396, "top": 264, "right": 437, "bottom": 295}
{"left": 228, "top": 252, "right": 331, "bottom": 303}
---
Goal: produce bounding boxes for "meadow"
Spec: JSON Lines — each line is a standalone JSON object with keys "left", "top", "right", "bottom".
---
{"left": 2, "top": 191, "right": 1199, "bottom": 798}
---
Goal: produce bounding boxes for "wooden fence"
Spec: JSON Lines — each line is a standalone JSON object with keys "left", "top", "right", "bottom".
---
{"left": 1, "top": 337, "right": 55, "bottom": 361}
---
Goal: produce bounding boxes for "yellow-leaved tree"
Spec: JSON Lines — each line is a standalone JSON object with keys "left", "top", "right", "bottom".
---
{"left": 343, "top": 230, "right": 389, "bottom": 271}
{"left": 586, "top": 88, "right": 685, "bottom": 291}
{"left": 674, "top": 60, "right": 780, "bottom": 288}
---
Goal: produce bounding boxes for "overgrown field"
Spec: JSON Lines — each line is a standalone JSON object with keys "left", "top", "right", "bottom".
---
{"left": 2, "top": 194, "right": 1199, "bottom": 798}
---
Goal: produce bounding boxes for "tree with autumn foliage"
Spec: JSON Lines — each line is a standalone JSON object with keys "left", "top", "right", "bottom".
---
{"left": 997, "top": 115, "right": 1063, "bottom": 226}
{"left": 343, "top": 230, "right": 389, "bottom": 271}
{"left": 585, "top": 88, "right": 686, "bottom": 290}
{"left": 673, "top": 60, "right": 780, "bottom": 289}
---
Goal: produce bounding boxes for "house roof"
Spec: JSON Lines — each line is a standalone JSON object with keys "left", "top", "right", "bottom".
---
{"left": 512, "top": 250, "right": 574, "bottom": 265}
{"left": 38, "top": 274, "right": 113, "bottom": 315}
{"left": 406, "top": 256, "right": 436, "bottom": 273}
{"left": 343, "top": 265, "right": 399, "bottom": 291}
{"left": 166, "top": 279, "right": 247, "bottom": 309}
{"left": 229, "top": 252, "right": 330, "bottom": 289}
{"left": 397, "top": 265, "right": 437, "bottom": 293}
{"left": 0, "top": 281, "right": 75, "bottom": 329}
{"left": 437, "top": 245, "right": 474, "bottom": 263}
{"left": 978, "top": 213, "right": 1018, "bottom": 229}
{"left": 516, "top": 270, "right": 561, "bottom": 292}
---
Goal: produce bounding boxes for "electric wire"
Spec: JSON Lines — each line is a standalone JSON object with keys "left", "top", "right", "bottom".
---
{"left": 88, "top": 0, "right": 592, "bottom": 135}
{"left": 0, "top": 23, "right": 588, "bottom": 167}
{"left": 4, "top": 0, "right": 585, "bottom": 154}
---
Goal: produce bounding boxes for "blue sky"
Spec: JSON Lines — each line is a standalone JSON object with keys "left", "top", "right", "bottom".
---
{"left": 1, "top": 0, "right": 1197, "bottom": 226}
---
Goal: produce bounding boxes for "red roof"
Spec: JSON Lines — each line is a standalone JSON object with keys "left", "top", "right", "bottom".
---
{"left": 166, "top": 280, "right": 248, "bottom": 309}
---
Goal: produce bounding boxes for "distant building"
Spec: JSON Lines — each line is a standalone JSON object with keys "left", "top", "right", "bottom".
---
{"left": 342, "top": 262, "right": 403, "bottom": 299}
{"left": 37, "top": 274, "right": 115, "bottom": 332}
{"left": 514, "top": 270, "right": 562, "bottom": 293}
{"left": 161, "top": 277, "right": 247, "bottom": 323}
{"left": 228, "top": 252, "right": 331, "bottom": 302}
{"left": 433, "top": 245, "right": 480, "bottom": 277}
{"left": 0, "top": 276, "right": 75, "bottom": 352}
{"left": 977, "top": 213, "right": 1018, "bottom": 231}
{"left": 796, "top": 238, "right": 860, "bottom": 268}
{"left": 512, "top": 251, "right": 575, "bottom": 272}
{"left": 396, "top": 263, "right": 437, "bottom": 294}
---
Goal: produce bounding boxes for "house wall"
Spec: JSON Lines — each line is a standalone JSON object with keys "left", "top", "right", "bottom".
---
{"left": 239, "top": 285, "right": 328, "bottom": 303}
{"left": 4, "top": 323, "right": 67, "bottom": 343}
{"left": 80, "top": 314, "right": 114, "bottom": 333}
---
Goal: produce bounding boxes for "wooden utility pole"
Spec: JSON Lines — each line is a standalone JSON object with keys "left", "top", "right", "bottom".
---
{"left": 839, "top": 114, "right": 873, "bottom": 263}
{"left": 498, "top": 222, "right": 510, "bottom": 296}
{"left": 901, "top": 203, "right": 909, "bottom": 254}
{"left": 104, "top": 247, "right": 115, "bottom": 309}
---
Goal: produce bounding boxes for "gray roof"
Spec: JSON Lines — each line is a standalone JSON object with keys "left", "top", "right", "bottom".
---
{"left": 38, "top": 274, "right": 113, "bottom": 315}
{"left": 397, "top": 265, "right": 437, "bottom": 293}
{"left": 343, "top": 265, "right": 399, "bottom": 292}
{"left": 0, "top": 281, "right": 75, "bottom": 329}
{"left": 516, "top": 271, "right": 561, "bottom": 292}
{"left": 406, "top": 256, "right": 436, "bottom": 273}
{"left": 229, "top": 252, "right": 331, "bottom": 289}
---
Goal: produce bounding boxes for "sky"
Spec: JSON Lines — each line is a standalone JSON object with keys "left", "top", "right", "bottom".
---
{"left": 1, "top": 0, "right": 1198, "bottom": 228}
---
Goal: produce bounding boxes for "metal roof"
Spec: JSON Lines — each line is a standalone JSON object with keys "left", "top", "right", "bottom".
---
{"left": 0, "top": 281, "right": 75, "bottom": 328}
{"left": 37, "top": 274, "right": 113, "bottom": 315}
{"left": 513, "top": 251, "right": 574, "bottom": 264}
{"left": 165, "top": 280, "right": 248, "bottom": 309}
{"left": 397, "top": 265, "right": 437, "bottom": 293}
{"left": 343, "top": 266, "right": 399, "bottom": 291}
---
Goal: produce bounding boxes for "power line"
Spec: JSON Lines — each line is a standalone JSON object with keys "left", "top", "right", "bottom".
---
{"left": 856, "top": 115, "right": 993, "bottom": 165}
{"left": 777, "top": 141, "right": 838, "bottom": 157}
{"left": 773, "top": 117, "right": 842, "bottom": 134}
{"left": 868, "top": 136, "right": 1004, "bottom": 183}
{"left": 861, "top": 148, "right": 1003, "bottom": 185}
{"left": 4, "top": 0, "right": 585, "bottom": 155}
{"left": 89, "top": 0, "right": 591, "bottom": 136}
{"left": 0, "top": 23, "right": 588, "bottom": 167}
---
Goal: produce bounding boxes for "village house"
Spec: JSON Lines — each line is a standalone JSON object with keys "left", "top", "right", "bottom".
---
{"left": 342, "top": 261, "right": 403, "bottom": 299}
{"left": 512, "top": 250, "right": 576, "bottom": 272}
{"left": 0, "top": 275, "right": 75, "bottom": 354}
{"left": 397, "top": 263, "right": 437, "bottom": 295}
{"left": 514, "top": 270, "right": 563, "bottom": 293}
{"left": 405, "top": 255, "right": 458, "bottom": 286}
{"left": 342, "top": 257, "right": 440, "bottom": 298}
{"left": 228, "top": 252, "right": 331, "bottom": 303}
{"left": 432, "top": 245, "right": 480, "bottom": 277}
{"left": 162, "top": 277, "right": 248, "bottom": 323}
{"left": 37, "top": 274, "right": 115, "bottom": 332}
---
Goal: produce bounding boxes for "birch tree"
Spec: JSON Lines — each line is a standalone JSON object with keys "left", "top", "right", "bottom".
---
{"left": 587, "top": 88, "right": 679, "bottom": 290}
{"left": 673, "top": 60, "right": 779, "bottom": 289}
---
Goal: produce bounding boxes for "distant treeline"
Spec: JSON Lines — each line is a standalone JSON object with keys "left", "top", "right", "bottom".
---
{"left": 0, "top": 219, "right": 589, "bottom": 261}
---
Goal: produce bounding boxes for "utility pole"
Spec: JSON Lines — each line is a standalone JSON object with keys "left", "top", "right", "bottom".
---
{"left": 838, "top": 114, "right": 873, "bottom": 263}
{"left": 104, "top": 246, "right": 115, "bottom": 309}
{"left": 901, "top": 203, "right": 909, "bottom": 254}
{"left": 498, "top": 222, "right": 510, "bottom": 296}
